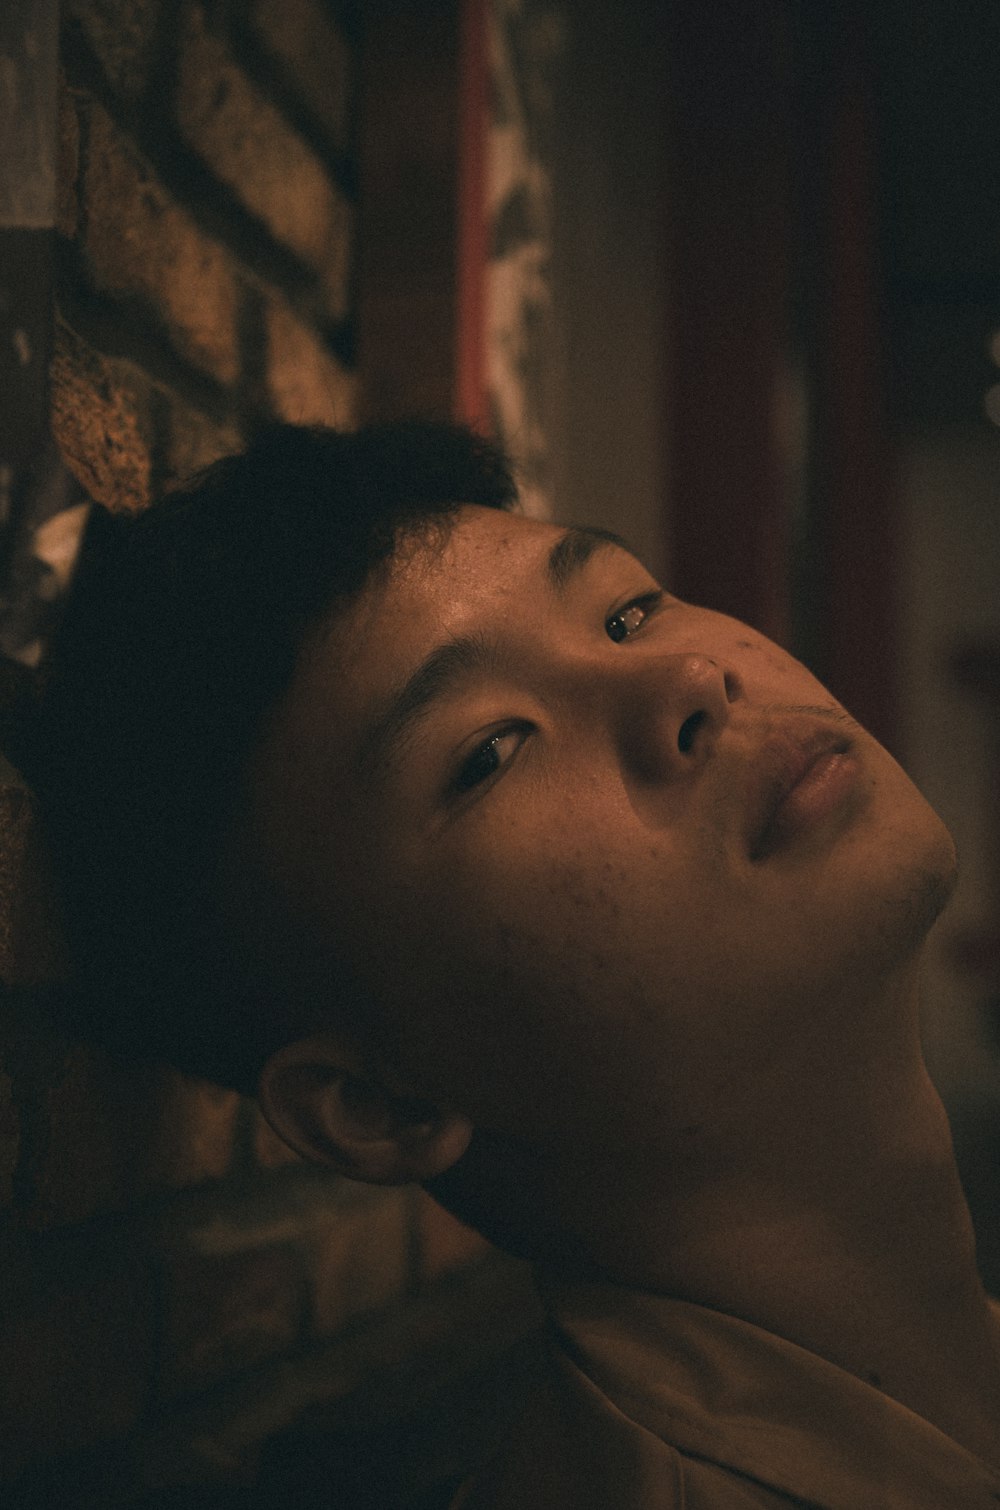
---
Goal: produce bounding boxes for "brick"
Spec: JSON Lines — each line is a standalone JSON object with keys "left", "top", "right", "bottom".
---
{"left": 64, "top": 0, "right": 161, "bottom": 102}
{"left": 162, "top": 1242, "right": 305, "bottom": 1395}
{"left": 308, "top": 1186, "right": 413, "bottom": 1336}
{"left": 57, "top": 74, "right": 80, "bottom": 240}
{"left": 0, "top": 782, "right": 70, "bottom": 1220}
{"left": 51, "top": 319, "right": 153, "bottom": 513}
{"left": 416, "top": 1190, "right": 493, "bottom": 1282}
{"left": 20, "top": 1046, "right": 154, "bottom": 1228}
{"left": 144, "top": 1071, "right": 241, "bottom": 1187}
{"left": 0, "top": 782, "right": 36, "bottom": 980}
{"left": 0, "top": 780, "right": 67, "bottom": 987}
{"left": 0, "top": 1227, "right": 155, "bottom": 1474}
{"left": 13, "top": 1045, "right": 237, "bottom": 1230}
{"left": 83, "top": 101, "right": 242, "bottom": 386}
{"left": 155, "top": 1165, "right": 362, "bottom": 1261}
{"left": 265, "top": 294, "right": 356, "bottom": 427}
{"left": 252, "top": 0, "right": 352, "bottom": 153}
{"left": 159, "top": 388, "right": 242, "bottom": 489}
{"left": 178, "top": 5, "right": 353, "bottom": 320}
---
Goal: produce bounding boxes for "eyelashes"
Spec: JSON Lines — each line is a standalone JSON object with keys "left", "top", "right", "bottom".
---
{"left": 448, "top": 588, "right": 666, "bottom": 800}
{"left": 605, "top": 589, "right": 664, "bottom": 643}
{"left": 453, "top": 725, "right": 529, "bottom": 795}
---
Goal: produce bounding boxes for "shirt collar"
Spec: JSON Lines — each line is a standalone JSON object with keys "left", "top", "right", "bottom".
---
{"left": 536, "top": 1276, "right": 1000, "bottom": 1510}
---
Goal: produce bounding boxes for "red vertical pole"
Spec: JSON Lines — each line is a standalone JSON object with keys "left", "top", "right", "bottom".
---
{"left": 454, "top": 0, "right": 489, "bottom": 430}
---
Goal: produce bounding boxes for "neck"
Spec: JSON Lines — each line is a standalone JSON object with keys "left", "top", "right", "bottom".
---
{"left": 542, "top": 984, "right": 1000, "bottom": 1468}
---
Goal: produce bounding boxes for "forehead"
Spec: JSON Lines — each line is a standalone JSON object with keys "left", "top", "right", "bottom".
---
{"left": 377, "top": 504, "right": 561, "bottom": 628}
{"left": 268, "top": 507, "right": 565, "bottom": 781}
{"left": 312, "top": 505, "right": 563, "bottom": 689}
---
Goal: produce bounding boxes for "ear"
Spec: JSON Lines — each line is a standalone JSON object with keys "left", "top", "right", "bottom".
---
{"left": 257, "top": 1034, "right": 474, "bottom": 1185}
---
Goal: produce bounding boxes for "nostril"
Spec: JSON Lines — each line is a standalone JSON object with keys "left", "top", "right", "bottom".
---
{"left": 678, "top": 710, "right": 706, "bottom": 754}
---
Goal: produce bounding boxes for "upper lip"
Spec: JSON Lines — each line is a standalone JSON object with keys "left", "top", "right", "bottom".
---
{"left": 748, "top": 726, "right": 851, "bottom": 861}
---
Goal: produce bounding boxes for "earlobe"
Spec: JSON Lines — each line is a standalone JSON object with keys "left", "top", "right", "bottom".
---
{"left": 258, "top": 1035, "right": 473, "bottom": 1185}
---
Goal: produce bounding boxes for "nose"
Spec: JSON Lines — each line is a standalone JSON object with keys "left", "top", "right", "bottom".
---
{"left": 611, "top": 653, "right": 740, "bottom": 784}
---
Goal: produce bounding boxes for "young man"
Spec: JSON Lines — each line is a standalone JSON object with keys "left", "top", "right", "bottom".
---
{"left": 25, "top": 422, "right": 1000, "bottom": 1507}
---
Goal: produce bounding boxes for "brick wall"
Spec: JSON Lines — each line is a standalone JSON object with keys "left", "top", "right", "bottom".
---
{"left": 52, "top": 0, "right": 356, "bottom": 510}
{"left": 1, "top": 3, "right": 539, "bottom": 1504}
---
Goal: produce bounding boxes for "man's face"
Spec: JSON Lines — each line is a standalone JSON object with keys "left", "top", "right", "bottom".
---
{"left": 259, "top": 507, "right": 957, "bottom": 1161}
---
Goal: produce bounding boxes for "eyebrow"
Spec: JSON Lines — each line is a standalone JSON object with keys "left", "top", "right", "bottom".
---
{"left": 355, "top": 632, "right": 497, "bottom": 787}
{"left": 546, "top": 525, "right": 632, "bottom": 590}
{"left": 356, "top": 525, "right": 633, "bottom": 787}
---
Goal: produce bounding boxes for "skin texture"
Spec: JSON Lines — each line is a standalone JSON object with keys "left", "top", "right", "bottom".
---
{"left": 257, "top": 506, "right": 953, "bottom": 1139}
{"left": 254, "top": 506, "right": 1000, "bottom": 1465}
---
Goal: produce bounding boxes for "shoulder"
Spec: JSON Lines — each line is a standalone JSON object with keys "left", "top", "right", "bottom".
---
{"left": 450, "top": 1342, "right": 686, "bottom": 1510}
{"left": 450, "top": 1330, "right": 793, "bottom": 1510}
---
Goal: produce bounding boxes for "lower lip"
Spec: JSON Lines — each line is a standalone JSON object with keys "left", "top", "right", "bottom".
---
{"left": 757, "top": 751, "right": 861, "bottom": 858}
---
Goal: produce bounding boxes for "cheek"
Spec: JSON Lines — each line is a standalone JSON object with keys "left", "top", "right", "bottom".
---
{"left": 425, "top": 794, "right": 684, "bottom": 963}
{"left": 710, "top": 612, "right": 843, "bottom": 706}
{"left": 365, "top": 808, "right": 724, "bottom": 1095}
{"left": 372, "top": 839, "right": 790, "bottom": 1150}
{"left": 337, "top": 722, "right": 957, "bottom": 1139}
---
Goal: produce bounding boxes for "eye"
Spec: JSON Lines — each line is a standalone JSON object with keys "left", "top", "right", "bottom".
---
{"left": 605, "top": 590, "right": 664, "bottom": 643}
{"left": 453, "top": 726, "right": 527, "bottom": 795}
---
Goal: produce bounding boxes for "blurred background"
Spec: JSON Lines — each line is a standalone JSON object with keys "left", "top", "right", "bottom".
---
{"left": 1, "top": 0, "right": 999, "bottom": 1504}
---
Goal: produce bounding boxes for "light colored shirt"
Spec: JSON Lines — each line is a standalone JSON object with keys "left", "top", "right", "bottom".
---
{"left": 453, "top": 1279, "right": 1000, "bottom": 1509}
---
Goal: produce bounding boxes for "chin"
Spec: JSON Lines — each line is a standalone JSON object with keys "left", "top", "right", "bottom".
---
{"left": 919, "top": 818, "right": 960, "bottom": 929}
{"left": 863, "top": 802, "right": 959, "bottom": 969}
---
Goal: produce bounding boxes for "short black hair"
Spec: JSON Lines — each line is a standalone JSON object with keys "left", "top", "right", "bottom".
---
{"left": 15, "top": 421, "right": 518, "bottom": 1091}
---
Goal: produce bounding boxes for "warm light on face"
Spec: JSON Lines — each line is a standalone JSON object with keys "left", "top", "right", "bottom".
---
{"left": 250, "top": 506, "right": 957, "bottom": 1157}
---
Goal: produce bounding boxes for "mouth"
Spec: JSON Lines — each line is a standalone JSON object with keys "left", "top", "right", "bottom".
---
{"left": 748, "top": 727, "right": 860, "bottom": 862}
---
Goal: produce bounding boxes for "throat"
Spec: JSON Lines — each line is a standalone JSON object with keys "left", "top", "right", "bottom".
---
{"left": 559, "top": 1099, "right": 1000, "bottom": 1470}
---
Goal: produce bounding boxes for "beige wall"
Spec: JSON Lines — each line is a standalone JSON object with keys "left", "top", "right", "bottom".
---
{"left": 540, "top": 0, "right": 669, "bottom": 579}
